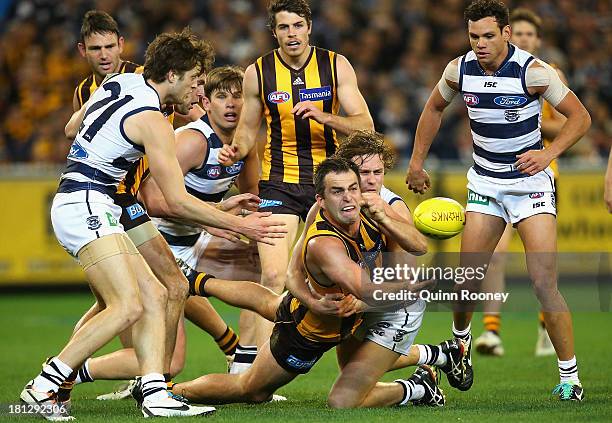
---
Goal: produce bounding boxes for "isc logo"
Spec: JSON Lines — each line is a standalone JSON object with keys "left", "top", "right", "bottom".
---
{"left": 532, "top": 201, "right": 545, "bottom": 209}
{"left": 484, "top": 81, "right": 497, "bottom": 88}
{"left": 267, "top": 91, "right": 290, "bottom": 104}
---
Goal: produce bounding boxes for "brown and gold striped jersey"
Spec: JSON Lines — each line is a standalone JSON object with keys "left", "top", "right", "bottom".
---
{"left": 293, "top": 209, "right": 387, "bottom": 343}
{"left": 255, "top": 47, "right": 340, "bottom": 185}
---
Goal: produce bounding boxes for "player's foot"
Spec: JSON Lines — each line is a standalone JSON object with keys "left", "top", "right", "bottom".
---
{"left": 20, "top": 381, "right": 74, "bottom": 421}
{"left": 96, "top": 379, "right": 137, "bottom": 401}
{"left": 475, "top": 331, "right": 505, "bottom": 356}
{"left": 535, "top": 327, "right": 556, "bottom": 357}
{"left": 438, "top": 338, "right": 467, "bottom": 390}
{"left": 141, "top": 395, "right": 216, "bottom": 418}
{"left": 552, "top": 382, "right": 584, "bottom": 401}
{"left": 457, "top": 335, "right": 474, "bottom": 391}
{"left": 42, "top": 357, "right": 72, "bottom": 412}
{"left": 408, "top": 365, "right": 445, "bottom": 407}
{"left": 131, "top": 377, "right": 144, "bottom": 407}
{"left": 270, "top": 394, "right": 287, "bottom": 402}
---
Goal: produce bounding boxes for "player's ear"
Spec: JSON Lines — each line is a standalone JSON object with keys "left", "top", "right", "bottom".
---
{"left": 167, "top": 70, "right": 177, "bottom": 84}
{"left": 117, "top": 36, "right": 125, "bottom": 54}
{"left": 316, "top": 193, "right": 325, "bottom": 209}
{"left": 77, "top": 42, "right": 86, "bottom": 57}
{"left": 502, "top": 25, "right": 511, "bottom": 42}
{"left": 202, "top": 96, "right": 211, "bottom": 112}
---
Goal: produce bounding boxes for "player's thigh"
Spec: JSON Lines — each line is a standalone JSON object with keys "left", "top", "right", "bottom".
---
{"left": 240, "top": 340, "right": 297, "bottom": 397}
{"left": 516, "top": 213, "right": 557, "bottom": 287}
{"left": 257, "top": 214, "right": 300, "bottom": 270}
{"left": 80, "top": 234, "right": 141, "bottom": 308}
{"left": 336, "top": 336, "right": 361, "bottom": 369}
{"left": 125, "top": 246, "right": 168, "bottom": 309}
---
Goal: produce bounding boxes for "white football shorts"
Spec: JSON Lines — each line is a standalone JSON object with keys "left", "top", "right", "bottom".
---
{"left": 465, "top": 167, "right": 556, "bottom": 224}
{"left": 51, "top": 190, "right": 124, "bottom": 257}
{"left": 355, "top": 299, "right": 426, "bottom": 355}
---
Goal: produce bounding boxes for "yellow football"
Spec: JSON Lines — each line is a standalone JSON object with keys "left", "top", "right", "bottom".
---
{"left": 413, "top": 197, "right": 466, "bottom": 240}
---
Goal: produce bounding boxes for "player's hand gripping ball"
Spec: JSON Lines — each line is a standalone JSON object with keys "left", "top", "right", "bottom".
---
{"left": 413, "top": 197, "right": 465, "bottom": 240}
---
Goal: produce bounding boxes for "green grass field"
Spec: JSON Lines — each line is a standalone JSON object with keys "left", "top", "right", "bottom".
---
{"left": 1, "top": 292, "right": 611, "bottom": 422}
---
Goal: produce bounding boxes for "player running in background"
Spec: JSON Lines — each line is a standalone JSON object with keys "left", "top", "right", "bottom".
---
{"left": 406, "top": 0, "right": 590, "bottom": 400}
{"left": 474, "top": 7, "right": 568, "bottom": 357}
{"left": 218, "top": 0, "right": 373, "bottom": 353}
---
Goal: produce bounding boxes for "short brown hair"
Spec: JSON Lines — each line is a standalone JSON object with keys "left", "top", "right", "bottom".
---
{"left": 80, "top": 10, "right": 119, "bottom": 43}
{"left": 267, "top": 0, "right": 312, "bottom": 31}
{"left": 314, "top": 157, "right": 360, "bottom": 197}
{"left": 464, "top": 0, "right": 509, "bottom": 32}
{"left": 510, "top": 8, "right": 542, "bottom": 37}
{"left": 335, "top": 130, "right": 396, "bottom": 173}
{"left": 204, "top": 66, "right": 244, "bottom": 98}
{"left": 143, "top": 28, "right": 215, "bottom": 83}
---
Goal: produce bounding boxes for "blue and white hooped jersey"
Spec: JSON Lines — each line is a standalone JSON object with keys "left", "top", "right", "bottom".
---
{"left": 380, "top": 185, "right": 405, "bottom": 207}
{"left": 63, "top": 73, "right": 160, "bottom": 186}
{"left": 459, "top": 44, "right": 543, "bottom": 179}
{"left": 155, "top": 115, "right": 245, "bottom": 241}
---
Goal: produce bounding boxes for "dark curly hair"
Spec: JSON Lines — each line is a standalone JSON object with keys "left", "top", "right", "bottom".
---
{"left": 143, "top": 27, "right": 215, "bottom": 83}
{"left": 314, "top": 157, "right": 361, "bottom": 197}
{"left": 464, "top": 0, "right": 509, "bottom": 32}
{"left": 267, "top": 0, "right": 312, "bottom": 31}
{"left": 335, "top": 130, "right": 395, "bottom": 173}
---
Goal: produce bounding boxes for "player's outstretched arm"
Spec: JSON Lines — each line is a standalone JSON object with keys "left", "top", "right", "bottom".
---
{"left": 515, "top": 61, "right": 591, "bottom": 175}
{"left": 125, "top": 110, "right": 286, "bottom": 244}
{"left": 361, "top": 192, "right": 427, "bottom": 255}
{"left": 65, "top": 101, "right": 88, "bottom": 140}
{"left": 286, "top": 204, "right": 362, "bottom": 317}
{"left": 406, "top": 59, "right": 457, "bottom": 194}
{"left": 218, "top": 64, "right": 263, "bottom": 166}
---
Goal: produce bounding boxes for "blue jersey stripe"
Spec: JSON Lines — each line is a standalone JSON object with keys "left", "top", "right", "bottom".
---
{"left": 472, "top": 163, "right": 529, "bottom": 179}
{"left": 464, "top": 60, "right": 524, "bottom": 78}
{"left": 473, "top": 139, "right": 543, "bottom": 164}
{"left": 64, "top": 160, "right": 118, "bottom": 185}
{"left": 470, "top": 114, "right": 539, "bottom": 139}
{"left": 186, "top": 185, "right": 225, "bottom": 202}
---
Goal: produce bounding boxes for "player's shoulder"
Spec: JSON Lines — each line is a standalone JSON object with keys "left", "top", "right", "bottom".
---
{"left": 380, "top": 185, "right": 404, "bottom": 205}
{"left": 120, "top": 61, "right": 143, "bottom": 74}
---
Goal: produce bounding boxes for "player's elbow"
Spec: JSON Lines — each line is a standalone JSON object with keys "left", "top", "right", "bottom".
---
{"left": 581, "top": 107, "right": 592, "bottom": 133}
{"left": 65, "top": 123, "right": 77, "bottom": 140}
{"left": 411, "top": 236, "right": 428, "bottom": 256}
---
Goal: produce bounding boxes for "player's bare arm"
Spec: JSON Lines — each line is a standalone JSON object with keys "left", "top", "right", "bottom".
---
{"left": 65, "top": 101, "right": 88, "bottom": 140}
{"left": 124, "top": 110, "right": 286, "bottom": 244}
{"left": 292, "top": 55, "right": 373, "bottom": 135}
{"left": 515, "top": 60, "right": 591, "bottom": 176}
{"left": 72, "top": 86, "right": 81, "bottom": 113}
{"left": 406, "top": 58, "right": 458, "bottom": 194}
{"left": 540, "top": 68, "right": 568, "bottom": 139}
{"left": 235, "top": 145, "right": 260, "bottom": 195}
{"left": 286, "top": 204, "right": 361, "bottom": 317}
{"left": 361, "top": 192, "right": 427, "bottom": 255}
{"left": 218, "top": 64, "right": 262, "bottom": 165}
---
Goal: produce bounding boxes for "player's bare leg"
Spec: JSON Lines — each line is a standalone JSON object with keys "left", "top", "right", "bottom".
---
{"left": 516, "top": 213, "right": 582, "bottom": 400}
{"left": 475, "top": 224, "right": 512, "bottom": 356}
{"left": 255, "top": 214, "right": 299, "bottom": 345}
{"left": 172, "top": 341, "right": 296, "bottom": 404}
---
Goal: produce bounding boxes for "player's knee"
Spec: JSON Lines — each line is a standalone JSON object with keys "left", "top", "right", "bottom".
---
{"left": 260, "top": 267, "right": 285, "bottom": 292}
{"left": 327, "top": 389, "right": 359, "bottom": 409}
{"left": 166, "top": 276, "right": 189, "bottom": 303}
{"left": 116, "top": 300, "right": 144, "bottom": 329}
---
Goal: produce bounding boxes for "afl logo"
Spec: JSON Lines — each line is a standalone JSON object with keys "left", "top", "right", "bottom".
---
{"left": 207, "top": 165, "right": 221, "bottom": 178}
{"left": 529, "top": 192, "right": 544, "bottom": 199}
{"left": 494, "top": 95, "right": 528, "bottom": 107}
{"left": 268, "top": 91, "right": 290, "bottom": 104}
{"left": 463, "top": 93, "right": 479, "bottom": 106}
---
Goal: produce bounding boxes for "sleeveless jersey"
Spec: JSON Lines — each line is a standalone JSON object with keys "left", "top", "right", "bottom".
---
{"left": 255, "top": 47, "right": 339, "bottom": 185}
{"left": 154, "top": 114, "right": 245, "bottom": 241}
{"left": 380, "top": 185, "right": 404, "bottom": 206}
{"left": 63, "top": 73, "right": 160, "bottom": 186}
{"left": 294, "top": 209, "right": 387, "bottom": 343}
{"left": 75, "top": 61, "right": 142, "bottom": 107}
{"left": 458, "top": 43, "right": 544, "bottom": 179}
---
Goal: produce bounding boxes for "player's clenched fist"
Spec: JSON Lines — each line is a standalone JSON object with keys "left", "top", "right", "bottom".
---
{"left": 406, "top": 167, "right": 431, "bottom": 194}
{"left": 361, "top": 192, "right": 387, "bottom": 223}
{"left": 218, "top": 144, "right": 238, "bottom": 166}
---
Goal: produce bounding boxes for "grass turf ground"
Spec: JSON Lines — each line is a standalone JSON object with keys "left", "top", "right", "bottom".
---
{"left": 0, "top": 292, "right": 610, "bottom": 422}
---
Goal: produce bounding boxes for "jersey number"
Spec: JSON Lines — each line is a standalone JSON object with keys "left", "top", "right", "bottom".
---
{"left": 79, "top": 81, "right": 134, "bottom": 142}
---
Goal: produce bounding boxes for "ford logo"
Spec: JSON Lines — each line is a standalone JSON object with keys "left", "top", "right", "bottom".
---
{"left": 267, "top": 91, "right": 290, "bottom": 104}
{"left": 463, "top": 93, "right": 479, "bottom": 106}
{"left": 494, "top": 95, "right": 528, "bottom": 107}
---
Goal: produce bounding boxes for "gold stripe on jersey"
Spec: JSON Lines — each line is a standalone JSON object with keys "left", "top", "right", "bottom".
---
{"left": 257, "top": 47, "right": 339, "bottom": 184}
{"left": 294, "top": 210, "right": 386, "bottom": 342}
{"left": 76, "top": 61, "right": 142, "bottom": 108}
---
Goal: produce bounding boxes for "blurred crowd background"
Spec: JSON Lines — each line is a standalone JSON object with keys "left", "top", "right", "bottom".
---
{"left": 0, "top": 0, "right": 610, "bottom": 166}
